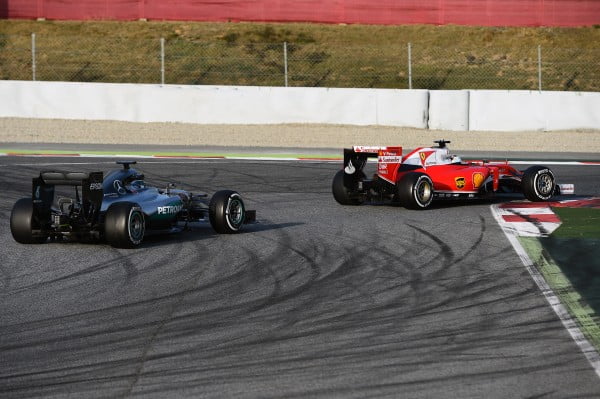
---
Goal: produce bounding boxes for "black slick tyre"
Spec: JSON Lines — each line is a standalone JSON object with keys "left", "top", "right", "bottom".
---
{"left": 104, "top": 202, "right": 145, "bottom": 248}
{"left": 10, "top": 198, "right": 47, "bottom": 244}
{"left": 209, "top": 190, "right": 245, "bottom": 234}
{"left": 397, "top": 172, "right": 434, "bottom": 209}
{"left": 522, "top": 166, "right": 555, "bottom": 202}
{"left": 332, "top": 169, "right": 364, "bottom": 205}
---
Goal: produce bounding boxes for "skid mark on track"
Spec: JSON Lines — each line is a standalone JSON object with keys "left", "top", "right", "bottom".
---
{"left": 3, "top": 159, "right": 600, "bottom": 397}
{"left": 121, "top": 236, "right": 216, "bottom": 397}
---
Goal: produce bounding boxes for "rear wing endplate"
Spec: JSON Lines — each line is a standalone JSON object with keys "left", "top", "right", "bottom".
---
{"left": 33, "top": 171, "right": 104, "bottom": 223}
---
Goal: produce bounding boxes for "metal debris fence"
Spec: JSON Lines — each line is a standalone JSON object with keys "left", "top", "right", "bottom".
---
{"left": 0, "top": 33, "right": 598, "bottom": 91}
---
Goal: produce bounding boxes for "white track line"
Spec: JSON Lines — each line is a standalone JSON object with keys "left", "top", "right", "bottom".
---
{"left": 491, "top": 204, "right": 600, "bottom": 378}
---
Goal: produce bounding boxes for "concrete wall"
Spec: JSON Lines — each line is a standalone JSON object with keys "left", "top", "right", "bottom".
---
{"left": 468, "top": 90, "right": 600, "bottom": 131}
{"left": 428, "top": 90, "right": 469, "bottom": 131}
{"left": 0, "top": 81, "right": 430, "bottom": 128}
{"left": 1, "top": 80, "right": 599, "bottom": 132}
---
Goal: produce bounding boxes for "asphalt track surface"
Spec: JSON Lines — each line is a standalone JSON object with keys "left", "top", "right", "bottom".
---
{"left": 1, "top": 156, "right": 600, "bottom": 398}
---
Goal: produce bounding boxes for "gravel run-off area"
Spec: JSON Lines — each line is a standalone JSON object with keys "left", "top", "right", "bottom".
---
{"left": 1, "top": 117, "right": 599, "bottom": 153}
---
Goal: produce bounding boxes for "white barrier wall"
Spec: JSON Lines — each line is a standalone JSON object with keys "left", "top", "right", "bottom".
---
{"left": 1, "top": 81, "right": 598, "bottom": 131}
{"left": 469, "top": 90, "right": 600, "bottom": 131}
{"left": 428, "top": 90, "right": 469, "bottom": 131}
{"left": 0, "top": 81, "right": 430, "bottom": 128}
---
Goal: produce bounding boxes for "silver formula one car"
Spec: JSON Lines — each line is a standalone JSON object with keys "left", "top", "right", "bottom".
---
{"left": 10, "top": 161, "right": 255, "bottom": 248}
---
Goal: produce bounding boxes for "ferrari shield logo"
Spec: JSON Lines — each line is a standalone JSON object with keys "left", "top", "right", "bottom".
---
{"left": 455, "top": 177, "right": 466, "bottom": 189}
{"left": 419, "top": 151, "right": 435, "bottom": 167}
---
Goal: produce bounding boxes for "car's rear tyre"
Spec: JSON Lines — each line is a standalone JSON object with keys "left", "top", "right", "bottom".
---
{"left": 104, "top": 202, "right": 145, "bottom": 248}
{"left": 522, "top": 166, "right": 555, "bottom": 202}
{"left": 332, "top": 169, "right": 364, "bottom": 205}
{"left": 10, "top": 198, "right": 48, "bottom": 244}
{"left": 209, "top": 190, "right": 245, "bottom": 234}
{"left": 397, "top": 172, "right": 434, "bottom": 209}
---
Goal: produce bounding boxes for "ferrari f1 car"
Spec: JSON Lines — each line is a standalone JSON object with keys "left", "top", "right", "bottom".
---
{"left": 332, "top": 140, "right": 574, "bottom": 209}
{"left": 10, "top": 161, "right": 255, "bottom": 248}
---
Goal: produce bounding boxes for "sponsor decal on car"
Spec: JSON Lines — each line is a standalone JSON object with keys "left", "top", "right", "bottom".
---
{"left": 455, "top": 177, "right": 466, "bottom": 189}
{"left": 378, "top": 155, "right": 402, "bottom": 163}
{"left": 344, "top": 159, "right": 356, "bottom": 174}
{"left": 419, "top": 151, "right": 435, "bottom": 167}
{"left": 353, "top": 146, "right": 387, "bottom": 153}
{"left": 472, "top": 172, "right": 485, "bottom": 189}
{"left": 157, "top": 204, "right": 183, "bottom": 215}
{"left": 89, "top": 182, "right": 102, "bottom": 191}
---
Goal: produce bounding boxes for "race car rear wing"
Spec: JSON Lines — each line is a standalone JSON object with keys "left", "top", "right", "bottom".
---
{"left": 344, "top": 146, "right": 403, "bottom": 185}
{"left": 343, "top": 146, "right": 398, "bottom": 172}
{"left": 33, "top": 171, "right": 104, "bottom": 224}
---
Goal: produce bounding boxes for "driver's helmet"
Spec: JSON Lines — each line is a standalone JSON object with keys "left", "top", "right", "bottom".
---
{"left": 450, "top": 155, "right": 462, "bottom": 164}
{"left": 127, "top": 179, "right": 146, "bottom": 191}
{"left": 123, "top": 172, "right": 145, "bottom": 192}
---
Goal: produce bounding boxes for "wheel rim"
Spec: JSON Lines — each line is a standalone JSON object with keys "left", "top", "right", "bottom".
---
{"left": 227, "top": 198, "right": 244, "bottom": 229}
{"left": 536, "top": 173, "right": 553, "bottom": 196}
{"left": 128, "top": 210, "right": 144, "bottom": 243}
{"left": 415, "top": 178, "right": 432, "bottom": 205}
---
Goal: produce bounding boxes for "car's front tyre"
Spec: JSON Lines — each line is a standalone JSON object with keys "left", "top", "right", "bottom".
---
{"left": 522, "top": 166, "right": 555, "bottom": 202}
{"left": 209, "top": 190, "right": 246, "bottom": 234}
{"left": 10, "top": 198, "right": 48, "bottom": 244}
{"left": 104, "top": 202, "right": 145, "bottom": 248}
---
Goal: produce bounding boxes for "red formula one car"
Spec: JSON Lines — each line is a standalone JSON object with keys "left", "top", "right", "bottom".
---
{"left": 332, "top": 140, "right": 574, "bottom": 209}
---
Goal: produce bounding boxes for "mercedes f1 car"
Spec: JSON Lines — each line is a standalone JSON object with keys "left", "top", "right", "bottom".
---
{"left": 332, "top": 140, "right": 574, "bottom": 209}
{"left": 10, "top": 161, "right": 255, "bottom": 248}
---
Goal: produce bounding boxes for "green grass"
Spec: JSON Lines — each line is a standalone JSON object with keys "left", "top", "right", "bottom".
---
{"left": 1, "top": 20, "right": 599, "bottom": 90}
{"left": 520, "top": 236, "right": 600, "bottom": 352}
{"left": 551, "top": 208, "right": 600, "bottom": 238}
{"left": 518, "top": 206, "right": 600, "bottom": 352}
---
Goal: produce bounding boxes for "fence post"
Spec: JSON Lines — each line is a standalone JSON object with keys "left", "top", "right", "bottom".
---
{"left": 31, "top": 33, "right": 36, "bottom": 81}
{"left": 537, "top": 45, "right": 542, "bottom": 92}
{"left": 160, "top": 37, "right": 165, "bottom": 85}
{"left": 284, "top": 41, "right": 289, "bottom": 87}
{"left": 408, "top": 42, "right": 412, "bottom": 90}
